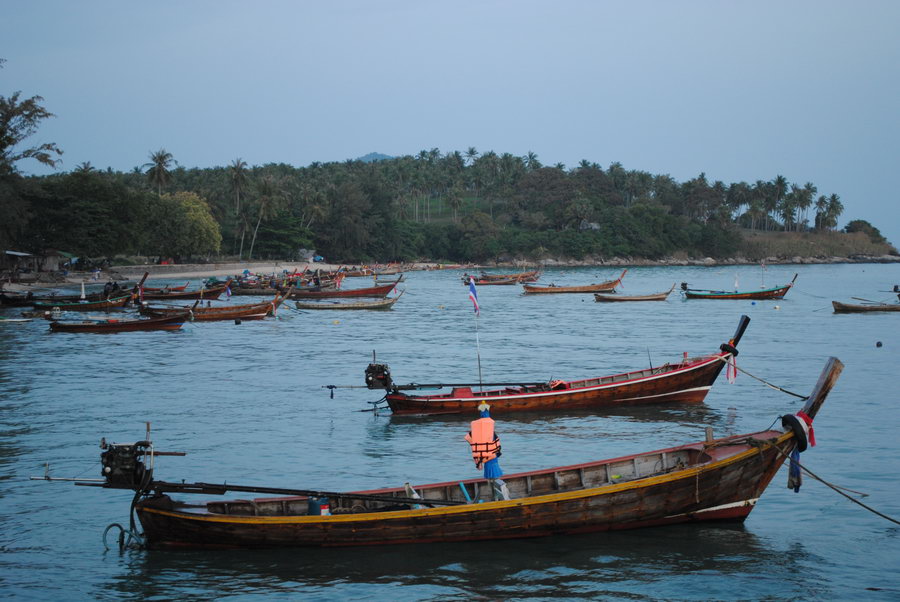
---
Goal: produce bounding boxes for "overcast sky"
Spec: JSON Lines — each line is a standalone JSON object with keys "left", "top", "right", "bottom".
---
{"left": 4, "top": 0, "right": 898, "bottom": 245}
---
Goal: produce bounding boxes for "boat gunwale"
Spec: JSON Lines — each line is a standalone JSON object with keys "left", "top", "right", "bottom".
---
{"left": 138, "top": 429, "right": 789, "bottom": 525}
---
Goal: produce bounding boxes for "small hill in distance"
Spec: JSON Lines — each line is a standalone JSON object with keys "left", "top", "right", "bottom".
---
{"left": 356, "top": 152, "right": 394, "bottom": 163}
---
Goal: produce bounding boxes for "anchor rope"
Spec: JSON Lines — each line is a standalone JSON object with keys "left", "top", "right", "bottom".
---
{"left": 765, "top": 442, "right": 900, "bottom": 526}
{"left": 716, "top": 356, "right": 808, "bottom": 400}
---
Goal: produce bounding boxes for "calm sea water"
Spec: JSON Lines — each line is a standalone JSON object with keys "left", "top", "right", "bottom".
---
{"left": 2, "top": 263, "right": 899, "bottom": 601}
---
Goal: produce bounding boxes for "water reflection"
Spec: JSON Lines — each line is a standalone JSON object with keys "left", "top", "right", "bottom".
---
{"left": 98, "top": 525, "right": 832, "bottom": 601}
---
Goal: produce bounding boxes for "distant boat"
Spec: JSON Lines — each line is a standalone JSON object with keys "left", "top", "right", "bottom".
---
{"left": 682, "top": 274, "right": 797, "bottom": 300}
{"left": 49, "top": 311, "right": 188, "bottom": 333}
{"left": 32, "top": 294, "right": 133, "bottom": 312}
{"left": 295, "top": 291, "right": 403, "bottom": 311}
{"left": 290, "top": 278, "right": 400, "bottom": 299}
{"left": 522, "top": 269, "right": 626, "bottom": 294}
{"left": 832, "top": 300, "right": 900, "bottom": 313}
{"left": 594, "top": 284, "right": 676, "bottom": 302}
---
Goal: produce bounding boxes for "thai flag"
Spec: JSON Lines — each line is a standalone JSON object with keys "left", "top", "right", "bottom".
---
{"left": 468, "top": 277, "right": 480, "bottom": 315}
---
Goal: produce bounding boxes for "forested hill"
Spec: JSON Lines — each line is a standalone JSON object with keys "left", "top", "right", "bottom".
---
{"left": 2, "top": 149, "right": 896, "bottom": 263}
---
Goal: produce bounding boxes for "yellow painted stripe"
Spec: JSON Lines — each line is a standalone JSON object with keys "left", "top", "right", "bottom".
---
{"left": 141, "top": 433, "right": 790, "bottom": 526}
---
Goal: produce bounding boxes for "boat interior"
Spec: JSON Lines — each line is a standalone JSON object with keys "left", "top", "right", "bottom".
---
{"left": 196, "top": 444, "right": 718, "bottom": 518}
{"left": 407, "top": 354, "right": 721, "bottom": 399}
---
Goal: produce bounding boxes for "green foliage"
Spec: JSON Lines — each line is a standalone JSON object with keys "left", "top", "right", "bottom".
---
{"left": 843, "top": 219, "right": 886, "bottom": 244}
{"left": 145, "top": 191, "right": 221, "bottom": 259}
{"left": 0, "top": 91, "right": 63, "bottom": 176}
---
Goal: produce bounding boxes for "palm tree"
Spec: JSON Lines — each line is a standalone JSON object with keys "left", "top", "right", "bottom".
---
{"left": 523, "top": 151, "right": 541, "bottom": 171}
{"left": 768, "top": 175, "right": 788, "bottom": 231}
{"left": 798, "top": 182, "right": 817, "bottom": 231}
{"left": 143, "top": 148, "right": 176, "bottom": 197}
{"left": 74, "top": 161, "right": 94, "bottom": 173}
{"left": 229, "top": 158, "right": 248, "bottom": 215}
{"left": 247, "top": 176, "right": 282, "bottom": 260}
{"left": 465, "top": 147, "right": 479, "bottom": 166}
{"left": 814, "top": 195, "right": 828, "bottom": 230}
{"left": 825, "top": 194, "right": 843, "bottom": 230}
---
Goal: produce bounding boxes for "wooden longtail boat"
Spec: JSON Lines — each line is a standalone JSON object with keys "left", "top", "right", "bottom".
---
{"left": 594, "top": 284, "right": 676, "bottom": 302}
{"left": 361, "top": 316, "right": 749, "bottom": 415}
{"left": 467, "top": 277, "right": 521, "bottom": 285}
{"left": 832, "top": 300, "right": 900, "bottom": 313}
{"left": 32, "top": 294, "right": 133, "bottom": 312}
{"left": 143, "top": 282, "right": 190, "bottom": 292}
{"left": 140, "top": 291, "right": 290, "bottom": 322}
{"left": 290, "top": 278, "right": 400, "bottom": 299}
{"left": 48, "top": 312, "right": 188, "bottom": 333}
{"left": 476, "top": 270, "right": 541, "bottom": 282}
{"left": 295, "top": 291, "right": 404, "bottom": 311}
{"left": 522, "top": 270, "right": 627, "bottom": 294}
{"left": 141, "top": 279, "right": 232, "bottom": 301}
{"left": 682, "top": 274, "right": 797, "bottom": 300}
{"left": 64, "top": 357, "right": 841, "bottom": 549}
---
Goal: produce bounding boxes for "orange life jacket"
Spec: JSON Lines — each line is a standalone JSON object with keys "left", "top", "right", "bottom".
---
{"left": 465, "top": 417, "right": 501, "bottom": 467}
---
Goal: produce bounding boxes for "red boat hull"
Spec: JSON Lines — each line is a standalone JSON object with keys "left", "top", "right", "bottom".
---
{"left": 386, "top": 353, "right": 730, "bottom": 415}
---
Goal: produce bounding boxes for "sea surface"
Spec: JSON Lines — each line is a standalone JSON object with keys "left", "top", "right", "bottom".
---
{"left": 1, "top": 263, "right": 899, "bottom": 601}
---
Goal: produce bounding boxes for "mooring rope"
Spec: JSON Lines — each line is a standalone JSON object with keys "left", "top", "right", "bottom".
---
{"left": 764, "top": 442, "right": 900, "bottom": 526}
{"left": 716, "top": 356, "right": 808, "bottom": 400}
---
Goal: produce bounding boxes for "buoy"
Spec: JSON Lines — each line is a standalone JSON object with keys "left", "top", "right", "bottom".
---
{"left": 876, "top": 341, "right": 883, "bottom": 348}
{"left": 751, "top": 301, "right": 756, "bottom": 305}
{"left": 774, "top": 305, "right": 780, "bottom": 310}
{"left": 332, "top": 320, "right": 340, "bottom": 325}
{"left": 234, "top": 318, "right": 242, "bottom": 325}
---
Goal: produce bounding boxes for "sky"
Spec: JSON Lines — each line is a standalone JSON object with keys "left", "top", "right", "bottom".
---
{"left": 4, "top": 0, "right": 899, "bottom": 245}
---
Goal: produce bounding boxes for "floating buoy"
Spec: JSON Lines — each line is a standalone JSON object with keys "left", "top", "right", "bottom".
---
{"left": 774, "top": 305, "right": 780, "bottom": 310}
{"left": 751, "top": 301, "right": 756, "bottom": 305}
{"left": 332, "top": 320, "right": 340, "bottom": 325}
{"left": 876, "top": 341, "right": 883, "bottom": 348}
{"left": 234, "top": 318, "right": 242, "bottom": 325}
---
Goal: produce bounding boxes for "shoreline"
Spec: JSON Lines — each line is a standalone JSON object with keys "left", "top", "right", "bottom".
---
{"left": 2, "top": 254, "right": 897, "bottom": 292}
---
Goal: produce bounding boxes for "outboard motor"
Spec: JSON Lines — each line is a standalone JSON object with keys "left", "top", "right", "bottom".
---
{"left": 100, "top": 439, "right": 151, "bottom": 490}
{"left": 365, "top": 363, "right": 393, "bottom": 390}
{"left": 680, "top": 282, "right": 689, "bottom": 291}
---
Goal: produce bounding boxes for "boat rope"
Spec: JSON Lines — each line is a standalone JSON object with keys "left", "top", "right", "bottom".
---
{"left": 716, "top": 356, "right": 808, "bottom": 400}
{"left": 765, "top": 442, "right": 900, "bottom": 526}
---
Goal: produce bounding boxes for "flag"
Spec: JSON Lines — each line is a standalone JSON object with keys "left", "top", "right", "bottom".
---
{"left": 468, "top": 277, "right": 480, "bottom": 315}
{"left": 225, "top": 284, "right": 232, "bottom": 299}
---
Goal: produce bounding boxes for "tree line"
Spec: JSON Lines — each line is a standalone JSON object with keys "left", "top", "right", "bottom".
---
{"left": 4, "top": 71, "right": 886, "bottom": 265}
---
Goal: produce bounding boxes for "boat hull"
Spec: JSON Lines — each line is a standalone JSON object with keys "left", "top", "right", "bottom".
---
{"left": 832, "top": 300, "right": 900, "bottom": 313}
{"left": 49, "top": 313, "right": 186, "bottom": 333}
{"left": 385, "top": 353, "right": 729, "bottom": 415}
{"left": 134, "top": 431, "right": 792, "bottom": 549}
{"left": 684, "top": 285, "right": 792, "bottom": 300}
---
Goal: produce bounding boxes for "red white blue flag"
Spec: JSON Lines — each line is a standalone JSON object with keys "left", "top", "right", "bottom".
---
{"left": 468, "top": 277, "right": 480, "bottom": 315}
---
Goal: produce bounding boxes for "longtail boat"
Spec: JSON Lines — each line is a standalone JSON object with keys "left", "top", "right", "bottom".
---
{"left": 48, "top": 311, "right": 188, "bottom": 333}
{"left": 473, "top": 269, "right": 541, "bottom": 283}
{"left": 355, "top": 315, "right": 749, "bottom": 415}
{"left": 466, "top": 277, "right": 521, "bottom": 286}
{"left": 141, "top": 279, "right": 232, "bottom": 301}
{"left": 32, "top": 294, "right": 133, "bottom": 312}
{"left": 682, "top": 274, "right": 797, "bottom": 300}
{"left": 51, "top": 357, "right": 841, "bottom": 549}
{"left": 522, "top": 269, "right": 627, "bottom": 294}
{"left": 143, "top": 281, "right": 190, "bottom": 292}
{"left": 290, "top": 278, "right": 400, "bottom": 299}
{"left": 140, "top": 291, "right": 290, "bottom": 322}
{"left": 832, "top": 300, "right": 900, "bottom": 313}
{"left": 295, "top": 291, "right": 403, "bottom": 311}
{"left": 594, "top": 284, "right": 676, "bottom": 302}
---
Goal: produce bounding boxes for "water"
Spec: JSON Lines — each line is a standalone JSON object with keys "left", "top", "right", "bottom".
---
{"left": 2, "top": 264, "right": 899, "bottom": 600}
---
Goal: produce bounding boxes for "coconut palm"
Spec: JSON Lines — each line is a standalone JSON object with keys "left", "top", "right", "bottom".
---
{"left": 229, "top": 158, "right": 248, "bottom": 215}
{"left": 143, "top": 149, "right": 176, "bottom": 197}
{"left": 247, "top": 176, "right": 282, "bottom": 260}
{"left": 465, "top": 146, "right": 479, "bottom": 166}
{"left": 825, "top": 194, "right": 843, "bottom": 230}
